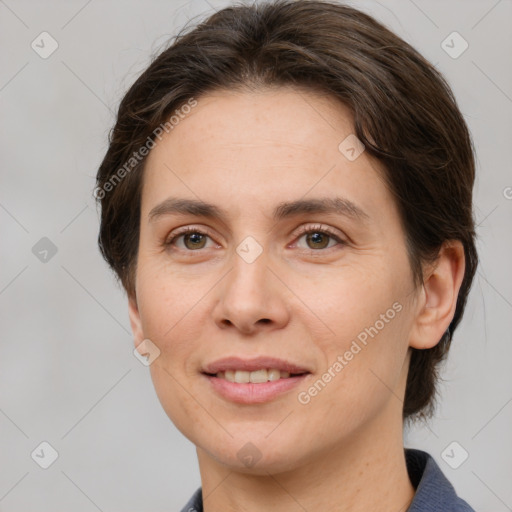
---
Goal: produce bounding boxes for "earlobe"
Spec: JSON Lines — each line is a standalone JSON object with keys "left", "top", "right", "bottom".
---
{"left": 128, "top": 294, "right": 145, "bottom": 347}
{"left": 409, "top": 241, "right": 465, "bottom": 350}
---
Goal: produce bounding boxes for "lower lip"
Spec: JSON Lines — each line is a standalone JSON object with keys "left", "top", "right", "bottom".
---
{"left": 203, "top": 373, "right": 310, "bottom": 404}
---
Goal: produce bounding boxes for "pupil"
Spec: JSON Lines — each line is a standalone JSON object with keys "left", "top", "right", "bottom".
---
{"left": 308, "top": 232, "right": 328, "bottom": 249}
{"left": 186, "top": 233, "right": 205, "bottom": 249}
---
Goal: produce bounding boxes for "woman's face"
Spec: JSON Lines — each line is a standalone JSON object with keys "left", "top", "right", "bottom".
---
{"left": 130, "top": 87, "right": 420, "bottom": 473}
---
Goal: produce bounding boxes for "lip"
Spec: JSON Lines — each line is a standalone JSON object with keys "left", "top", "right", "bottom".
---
{"left": 202, "top": 356, "right": 311, "bottom": 375}
{"left": 203, "top": 373, "right": 310, "bottom": 404}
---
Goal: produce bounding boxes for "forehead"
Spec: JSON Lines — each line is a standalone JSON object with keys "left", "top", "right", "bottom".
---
{"left": 141, "top": 86, "right": 392, "bottom": 222}
{"left": 164, "top": 86, "right": 356, "bottom": 154}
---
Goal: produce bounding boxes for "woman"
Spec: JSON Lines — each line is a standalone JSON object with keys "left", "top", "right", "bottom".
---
{"left": 95, "top": 1, "right": 478, "bottom": 510}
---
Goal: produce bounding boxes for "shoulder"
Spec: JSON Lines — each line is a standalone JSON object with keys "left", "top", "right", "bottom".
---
{"left": 179, "top": 486, "right": 203, "bottom": 512}
{"left": 405, "top": 448, "right": 476, "bottom": 511}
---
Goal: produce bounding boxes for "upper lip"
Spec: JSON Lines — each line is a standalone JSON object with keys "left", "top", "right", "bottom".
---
{"left": 203, "top": 356, "right": 311, "bottom": 375}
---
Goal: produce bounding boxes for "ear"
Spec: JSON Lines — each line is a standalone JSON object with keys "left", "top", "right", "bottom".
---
{"left": 409, "top": 241, "right": 465, "bottom": 350}
{"left": 128, "top": 293, "right": 145, "bottom": 348}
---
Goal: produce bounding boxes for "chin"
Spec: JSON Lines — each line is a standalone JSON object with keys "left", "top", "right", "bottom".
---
{"left": 199, "top": 433, "right": 310, "bottom": 475}
{"left": 214, "top": 450, "right": 302, "bottom": 475}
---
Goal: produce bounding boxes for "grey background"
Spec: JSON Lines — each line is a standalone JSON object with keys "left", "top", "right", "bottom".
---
{"left": 1, "top": 0, "right": 511, "bottom": 510}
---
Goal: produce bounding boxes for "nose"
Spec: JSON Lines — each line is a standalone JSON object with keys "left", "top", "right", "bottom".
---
{"left": 213, "top": 248, "right": 290, "bottom": 335}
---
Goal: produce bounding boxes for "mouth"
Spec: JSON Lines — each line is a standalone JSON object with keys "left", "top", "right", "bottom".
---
{"left": 203, "top": 369, "right": 308, "bottom": 383}
{"left": 202, "top": 355, "right": 311, "bottom": 375}
{"left": 201, "top": 356, "right": 312, "bottom": 404}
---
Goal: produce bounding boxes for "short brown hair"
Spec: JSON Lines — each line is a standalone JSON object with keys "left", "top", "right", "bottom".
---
{"left": 95, "top": 0, "right": 478, "bottom": 424}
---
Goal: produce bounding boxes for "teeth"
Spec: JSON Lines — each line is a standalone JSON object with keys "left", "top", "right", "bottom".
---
{"left": 235, "top": 370, "right": 250, "bottom": 383}
{"left": 268, "top": 369, "right": 282, "bottom": 381}
{"left": 215, "top": 369, "right": 294, "bottom": 382}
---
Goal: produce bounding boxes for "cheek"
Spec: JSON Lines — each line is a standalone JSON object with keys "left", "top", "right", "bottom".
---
{"left": 137, "top": 253, "right": 202, "bottom": 326}
{"left": 294, "top": 260, "right": 400, "bottom": 341}
{"left": 149, "top": 362, "right": 216, "bottom": 446}
{"left": 135, "top": 261, "right": 209, "bottom": 375}
{"left": 295, "top": 261, "right": 411, "bottom": 397}
{"left": 137, "top": 270, "right": 209, "bottom": 433}
{"left": 294, "top": 312, "right": 410, "bottom": 442}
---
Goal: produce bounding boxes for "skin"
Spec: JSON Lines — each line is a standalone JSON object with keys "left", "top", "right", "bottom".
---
{"left": 128, "top": 86, "right": 465, "bottom": 512}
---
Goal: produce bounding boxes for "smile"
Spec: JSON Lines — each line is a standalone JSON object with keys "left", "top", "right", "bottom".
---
{"left": 214, "top": 369, "right": 301, "bottom": 383}
{"left": 203, "top": 372, "right": 310, "bottom": 404}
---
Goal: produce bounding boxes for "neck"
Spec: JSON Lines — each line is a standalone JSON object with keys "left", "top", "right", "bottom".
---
{"left": 196, "top": 401, "right": 416, "bottom": 512}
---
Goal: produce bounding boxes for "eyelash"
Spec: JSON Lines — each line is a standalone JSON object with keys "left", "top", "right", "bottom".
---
{"left": 164, "top": 224, "right": 346, "bottom": 253}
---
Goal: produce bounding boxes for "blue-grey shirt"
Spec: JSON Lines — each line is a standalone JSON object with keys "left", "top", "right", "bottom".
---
{"left": 180, "top": 448, "right": 476, "bottom": 511}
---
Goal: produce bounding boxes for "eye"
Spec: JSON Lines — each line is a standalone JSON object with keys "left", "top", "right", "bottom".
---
{"left": 164, "top": 224, "right": 346, "bottom": 253}
{"left": 294, "top": 224, "right": 345, "bottom": 251}
{"left": 165, "top": 227, "right": 216, "bottom": 251}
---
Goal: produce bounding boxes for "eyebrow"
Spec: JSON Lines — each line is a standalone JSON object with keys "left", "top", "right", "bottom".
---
{"left": 148, "top": 196, "right": 370, "bottom": 224}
